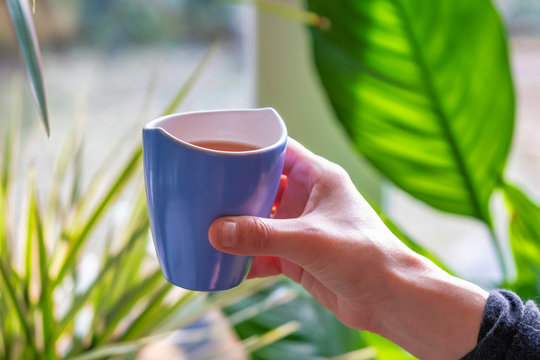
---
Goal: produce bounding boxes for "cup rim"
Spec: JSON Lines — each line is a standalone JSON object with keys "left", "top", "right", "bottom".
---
{"left": 144, "top": 108, "right": 287, "bottom": 156}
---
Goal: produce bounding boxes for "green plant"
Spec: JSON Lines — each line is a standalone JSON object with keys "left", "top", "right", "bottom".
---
{"left": 10, "top": 0, "right": 540, "bottom": 358}
{"left": 308, "top": 0, "right": 515, "bottom": 276}
{"left": 225, "top": 0, "right": 540, "bottom": 357}
{"left": 304, "top": 0, "right": 540, "bottom": 355}
{"left": 4, "top": 0, "right": 49, "bottom": 135}
{"left": 0, "top": 44, "right": 323, "bottom": 359}
{"left": 502, "top": 184, "right": 540, "bottom": 299}
{"left": 1, "top": 1, "right": 384, "bottom": 358}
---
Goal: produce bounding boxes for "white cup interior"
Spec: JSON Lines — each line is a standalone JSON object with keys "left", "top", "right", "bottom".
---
{"left": 145, "top": 108, "right": 286, "bottom": 151}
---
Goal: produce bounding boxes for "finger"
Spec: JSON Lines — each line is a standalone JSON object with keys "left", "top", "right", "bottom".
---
{"left": 276, "top": 138, "right": 324, "bottom": 219}
{"left": 271, "top": 175, "right": 287, "bottom": 216}
{"left": 282, "top": 137, "right": 318, "bottom": 175}
{"left": 208, "top": 216, "right": 328, "bottom": 267}
{"left": 247, "top": 256, "right": 307, "bottom": 281}
{"left": 247, "top": 256, "right": 282, "bottom": 279}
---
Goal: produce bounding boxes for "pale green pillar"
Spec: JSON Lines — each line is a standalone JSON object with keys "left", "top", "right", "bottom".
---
{"left": 255, "top": 3, "right": 382, "bottom": 203}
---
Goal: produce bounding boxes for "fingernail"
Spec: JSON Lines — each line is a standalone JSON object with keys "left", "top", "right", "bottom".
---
{"left": 220, "top": 221, "right": 238, "bottom": 248}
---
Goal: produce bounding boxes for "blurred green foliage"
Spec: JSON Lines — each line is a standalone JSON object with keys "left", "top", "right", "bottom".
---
{"left": 224, "top": 282, "right": 368, "bottom": 360}
{"left": 0, "top": 45, "right": 319, "bottom": 359}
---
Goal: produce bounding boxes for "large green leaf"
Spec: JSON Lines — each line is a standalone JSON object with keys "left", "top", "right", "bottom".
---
{"left": 5, "top": 0, "right": 50, "bottom": 136}
{"left": 307, "top": 0, "right": 514, "bottom": 222}
{"left": 503, "top": 184, "right": 540, "bottom": 299}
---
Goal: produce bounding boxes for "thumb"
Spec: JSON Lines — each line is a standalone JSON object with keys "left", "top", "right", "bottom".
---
{"left": 208, "top": 216, "right": 318, "bottom": 265}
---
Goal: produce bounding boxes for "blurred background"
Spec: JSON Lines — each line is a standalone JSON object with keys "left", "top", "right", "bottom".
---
{"left": 0, "top": 0, "right": 254, "bottom": 176}
{"left": 0, "top": 0, "right": 539, "bottom": 358}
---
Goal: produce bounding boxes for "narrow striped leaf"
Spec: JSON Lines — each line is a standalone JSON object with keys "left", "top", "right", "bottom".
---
{"left": 117, "top": 282, "right": 173, "bottom": 341}
{"left": 95, "top": 270, "right": 163, "bottom": 345}
{"left": 33, "top": 191, "right": 56, "bottom": 359}
{"left": 242, "top": 321, "right": 301, "bottom": 354}
{"left": 227, "top": 287, "right": 297, "bottom": 326}
{"left": 68, "top": 334, "right": 166, "bottom": 360}
{"left": 0, "top": 300, "right": 11, "bottom": 359}
{"left": 54, "top": 146, "right": 142, "bottom": 286}
{"left": 0, "top": 184, "right": 8, "bottom": 263}
{"left": 56, "top": 218, "right": 149, "bottom": 339}
{"left": 119, "top": 290, "right": 197, "bottom": 341}
{"left": 22, "top": 172, "right": 35, "bottom": 309}
{"left": 1, "top": 125, "right": 14, "bottom": 192}
{"left": 162, "top": 278, "right": 277, "bottom": 333}
{"left": 88, "top": 195, "right": 149, "bottom": 327}
{"left": 161, "top": 41, "right": 219, "bottom": 116}
{"left": 0, "top": 260, "right": 36, "bottom": 355}
{"left": 5, "top": 0, "right": 49, "bottom": 135}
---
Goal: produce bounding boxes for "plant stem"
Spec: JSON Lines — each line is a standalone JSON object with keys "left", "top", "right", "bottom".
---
{"left": 488, "top": 224, "right": 508, "bottom": 283}
{"left": 224, "top": 0, "right": 329, "bottom": 29}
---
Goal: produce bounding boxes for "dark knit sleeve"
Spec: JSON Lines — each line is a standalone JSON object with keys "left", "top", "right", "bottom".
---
{"left": 461, "top": 289, "right": 540, "bottom": 360}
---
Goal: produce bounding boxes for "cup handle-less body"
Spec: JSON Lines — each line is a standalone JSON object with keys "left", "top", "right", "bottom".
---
{"left": 143, "top": 109, "right": 286, "bottom": 291}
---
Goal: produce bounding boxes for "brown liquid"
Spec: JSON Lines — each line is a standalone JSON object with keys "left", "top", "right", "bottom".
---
{"left": 191, "top": 140, "right": 260, "bottom": 152}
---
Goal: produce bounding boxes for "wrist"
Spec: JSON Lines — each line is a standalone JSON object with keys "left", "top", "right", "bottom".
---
{"left": 373, "top": 251, "right": 488, "bottom": 360}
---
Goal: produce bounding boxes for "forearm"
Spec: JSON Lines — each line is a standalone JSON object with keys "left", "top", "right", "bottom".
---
{"left": 373, "top": 252, "right": 488, "bottom": 360}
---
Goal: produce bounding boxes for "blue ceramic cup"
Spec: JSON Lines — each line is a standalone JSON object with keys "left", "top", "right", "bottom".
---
{"left": 143, "top": 108, "right": 287, "bottom": 291}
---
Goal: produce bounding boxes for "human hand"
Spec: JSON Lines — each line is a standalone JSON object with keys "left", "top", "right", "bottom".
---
{"left": 208, "top": 138, "right": 488, "bottom": 360}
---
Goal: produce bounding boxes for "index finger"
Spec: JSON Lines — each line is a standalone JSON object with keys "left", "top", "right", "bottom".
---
{"left": 282, "top": 137, "right": 318, "bottom": 175}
